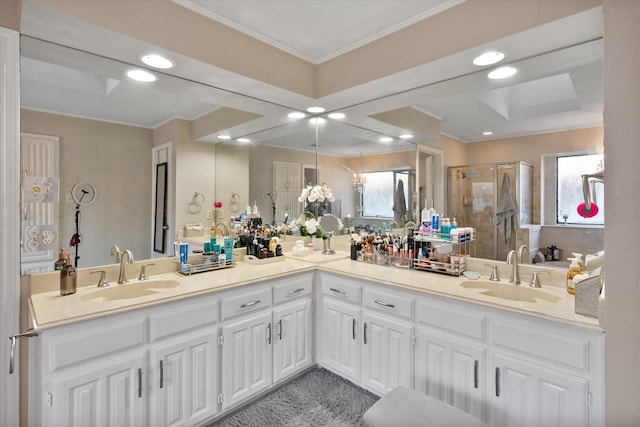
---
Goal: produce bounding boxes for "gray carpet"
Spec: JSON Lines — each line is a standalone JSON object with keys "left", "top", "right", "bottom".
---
{"left": 210, "top": 367, "right": 379, "bottom": 426}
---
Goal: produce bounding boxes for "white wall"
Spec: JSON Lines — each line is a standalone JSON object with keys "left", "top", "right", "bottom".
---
{"left": 21, "top": 110, "right": 153, "bottom": 266}
{"left": 603, "top": 1, "right": 640, "bottom": 424}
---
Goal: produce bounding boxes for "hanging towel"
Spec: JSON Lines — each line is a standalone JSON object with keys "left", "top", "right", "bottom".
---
{"left": 393, "top": 180, "right": 407, "bottom": 225}
{"left": 495, "top": 172, "right": 517, "bottom": 244}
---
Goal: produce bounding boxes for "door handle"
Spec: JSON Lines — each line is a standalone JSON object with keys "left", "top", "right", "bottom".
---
{"left": 495, "top": 367, "right": 500, "bottom": 397}
{"left": 352, "top": 318, "right": 356, "bottom": 340}
{"left": 267, "top": 323, "right": 272, "bottom": 345}
{"left": 9, "top": 329, "right": 38, "bottom": 374}
{"left": 159, "top": 360, "right": 164, "bottom": 389}
{"left": 363, "top": 322, "right": 368, "bottom": 345}
{"left": 374, "top": 300, "right": 395, "bottom": 309}
{"left": 162, "top": 225, "right": 170, "bottom": 230}
{"left": 329, "top": 288, "right": 346, "bottom": 295}
{"left": 474, "top": 360, "right": 479, "bottom": 389}
{"left": 241, "top": 299, "right": 261, "bottom": 309}
{"left": 287, "top": 288, "right": 305, "bottom": 296}
{"left": 138, "top": 368, "right": 143, "bottom": 398}
{"left": 278, "top": 319, "right": 283, "bottom": 340}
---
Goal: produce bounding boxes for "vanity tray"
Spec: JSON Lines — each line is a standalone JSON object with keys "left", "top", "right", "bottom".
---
{"left": 413, "top": 257, "right": 466, "bottom": 276}
{"left": 178, "top": 258, "right": 236, "bottom": 275}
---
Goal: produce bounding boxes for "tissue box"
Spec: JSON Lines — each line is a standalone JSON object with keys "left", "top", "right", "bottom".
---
{"left": 184, "top": 223, "right": 204, "bottom": 238}
{"left": 574, "top": 275, "right": 603, "bottom": 318}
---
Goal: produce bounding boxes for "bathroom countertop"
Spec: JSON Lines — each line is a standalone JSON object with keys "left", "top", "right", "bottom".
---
{"left": 29, "top": 255, "right": 601, "bottom": 331}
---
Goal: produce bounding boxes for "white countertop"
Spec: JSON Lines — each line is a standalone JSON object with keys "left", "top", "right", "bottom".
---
{"left": 29, "top": 255, "right": 601, "bottom": 331}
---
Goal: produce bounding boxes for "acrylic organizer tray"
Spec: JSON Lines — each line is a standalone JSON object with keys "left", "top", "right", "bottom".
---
{"left": 177, "top": 257, "right": 236, "bottom": 275}
{"left": 244, "top": 254, "right": 286, "bottom": 264}
{"left": 412, "top": 255, "right": 466, "bottom": 276}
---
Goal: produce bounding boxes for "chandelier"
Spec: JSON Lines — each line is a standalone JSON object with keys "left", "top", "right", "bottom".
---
{"left": 353, "top": 151, "right": 367, "bottom": 193}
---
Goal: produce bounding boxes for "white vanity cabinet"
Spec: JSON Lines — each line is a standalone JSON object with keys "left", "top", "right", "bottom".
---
{"left": 361, "top": 287, "right": 414, "bottom": 395}
{"left": 487, "top": 317, "right": 602, "bottom": 427}
{"left": 414, "top": 298, "right": 487, "bottom": 421}
{"left": 48, "top": 350, "right": 146, "bottom": 427}
{"left": 318, "top": 274, "right": 414, "bottom": 395}
{"left": 219, "top": 272, "right": 314, "bottom": 411}
{"left": 319, "top": 275, "right": 362, "bottom": 383}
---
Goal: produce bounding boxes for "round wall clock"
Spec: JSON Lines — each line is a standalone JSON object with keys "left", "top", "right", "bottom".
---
{"left": 71, "top": 181, "right": 97, "bottom": 206}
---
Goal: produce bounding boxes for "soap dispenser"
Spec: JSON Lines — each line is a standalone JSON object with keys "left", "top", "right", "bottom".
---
{"left": 566, "top": 257, "right": 581, "bottom": 295}
{"left": 60, "top": 254, "right": 77, "bottom": 296}
{"left": 572, "top": 253, "right": 585, "bottom": 271}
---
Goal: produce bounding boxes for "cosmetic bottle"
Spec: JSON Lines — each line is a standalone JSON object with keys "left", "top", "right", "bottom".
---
{"left": 566, "top": 257, "right": 581, "bottom": 295}
{"left": 60, "top": 254, "right": 77, "bottom": 296}
{"left": 54, "top": 248, "right": 66, "bottom": 271}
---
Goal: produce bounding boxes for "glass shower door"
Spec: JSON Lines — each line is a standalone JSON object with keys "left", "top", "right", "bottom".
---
{"left": 448, "top": 165, "right": 496, "bottom": 259}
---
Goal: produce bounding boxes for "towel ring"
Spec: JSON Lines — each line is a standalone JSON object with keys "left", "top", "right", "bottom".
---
{"left": 188, "top": 192, "right": 204, "bottom": 214}
{"left": 229, "top": 193, "right": 241, "bottom": 213}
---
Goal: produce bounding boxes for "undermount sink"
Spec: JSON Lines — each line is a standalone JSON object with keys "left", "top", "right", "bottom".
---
{"left": 460, "top": 280, "right": 561, "bottom": 303}
{"left": 81, "top": 279, "right": 180, "bottom": 302}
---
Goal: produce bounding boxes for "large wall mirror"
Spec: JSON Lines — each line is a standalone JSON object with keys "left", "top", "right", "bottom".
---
{"left": 18, "top": 2, "right": 604, "bottom": 270}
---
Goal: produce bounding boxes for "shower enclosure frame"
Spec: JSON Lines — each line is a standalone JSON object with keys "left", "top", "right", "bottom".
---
{"left": 447, "top": 161, "right": 533, "bottom": 261}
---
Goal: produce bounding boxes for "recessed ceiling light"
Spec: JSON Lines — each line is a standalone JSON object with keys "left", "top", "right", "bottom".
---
{"left": 379, "top": 137, "right": 393, "bottom": 143}
{"left": 488, "top": 66, "right": 517, "bottom": 80}
{"left": 236, "top": 138, "right": 250, "bottom": 143}
{"left": 310, "top": 117, "right": 326, "bottom": 125}
{"left": 141, "top": 54, "right": 174, "bottom": 69}
{"left": 217, "top": 135, "right": 231, "bottom": 140}
{"left": 399, "top": 134, "right": 414, "bottom": 139}
{"left": 127, "top": 69, "right": 156, "bottom": 82}
{"left": 307, "top": 106, "right": 326, "bottom": 114}
{"left": 473, "top": 51, "right": 505, "bottom": 66}
{"left": 328, "top": 112, "right": 346, "bottom": 119}
{"left": 482, "top": 131, "right": 494, "bottom": 136}
{"left": 288, "top": 112, "right": 306, "bottom": 119}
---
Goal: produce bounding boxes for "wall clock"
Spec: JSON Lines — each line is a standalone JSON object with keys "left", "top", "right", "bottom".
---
{"left": 70, "top": 181, "right": 97, "bottom": 206}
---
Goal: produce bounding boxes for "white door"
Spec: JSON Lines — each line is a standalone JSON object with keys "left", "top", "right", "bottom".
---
{"left": 20, "top": 132, "right": 59, "bottom": 273}
{"left": 273, "top": 299, "right": 312, "bottom": 383}
{"left": 415, "top": 327, "right": 485, "bottom": 421}
{"left": 490, "top": 353, "right": 588, "bottom": 427}
{"left": 321, "top": 299, "right": 361, "bottom": 382}
{"left": 148, "top": 327, "right": 218, "bottom": 427}
{"left": 361, "top": 311, "right": 413, "bottom": 395}
{"left": 49, "top": 352, "right": 145, "bottom": 427}
{"left": 221, "top": 311, "right": 272, "bottom": 410}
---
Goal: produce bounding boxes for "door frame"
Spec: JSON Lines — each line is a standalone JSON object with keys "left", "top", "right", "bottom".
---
{"left": 0, "top": 26, "right": 21, "bottom": 427}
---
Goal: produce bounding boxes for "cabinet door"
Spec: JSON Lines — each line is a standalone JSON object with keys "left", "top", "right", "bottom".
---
{"left": 320, "top": 299, "right": 361, "bottom": 382}
{"left": 490, "top": 353, "right": 588, "bottom": 427}
{"left": 148, "top": 327, "right": 218, "bottom": 427}
{"left": 415, "top": 327, "right": 485, "bottom": 421}
{"left": 273, "top": 299, "right": 312, "bottom": 383}
{"left": 361, "top": 311, "right": 413, "bottom": 395}
{"left": 49, "top": 352, "right": 145, "bottom": 427}
{"left": 221, "top": 310, "right": 272, "bottom": 410}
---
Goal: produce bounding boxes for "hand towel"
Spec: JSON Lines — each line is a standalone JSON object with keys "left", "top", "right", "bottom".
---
{"left": 393, "top": 180, "right": 407, "bottom": 224}
{"left": 495, "top": 172, "right": 516, "bottom": 244}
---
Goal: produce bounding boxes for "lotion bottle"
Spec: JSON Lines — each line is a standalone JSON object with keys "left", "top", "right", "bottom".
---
{"left": 60, "top": 254, "right": 77, "bottom": 296}
{"left": 566, "top": 257, "right": 581, "bottom": 295}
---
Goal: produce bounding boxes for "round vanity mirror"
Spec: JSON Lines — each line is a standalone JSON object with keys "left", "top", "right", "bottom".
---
{"left": 319, "top": 214, "right": 340, "bottom": 255}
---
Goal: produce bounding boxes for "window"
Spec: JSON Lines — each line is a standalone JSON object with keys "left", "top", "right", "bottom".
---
{"left": 361, "top": 170, "right": 409, "bottom": 218}
{"left": 556, "top": 153, "right": 604, "bottom": 225}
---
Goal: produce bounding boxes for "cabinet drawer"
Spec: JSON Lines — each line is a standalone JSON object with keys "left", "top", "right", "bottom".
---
{"left": 416, "top": 300, "right": 485, "bottom": 341}
{"left": 149, "top": 297, "right": 218, "bottom": 341}
{"left": 221, "top": 287, "right": 272, "bottom": 320}
{"left": 273, "top": 274, "right": 313, "bottom": 304}
{"left": 492, "top": 320, "right": 590, "bottom": 371}
{"left": 363, "top": 288, "right": 413, "bottom": 319}
{"left": 48, "top": 317, "right": 145, "bottom": 371}
{"left": 320, "top": 275, "right": 361, "bottom": 304}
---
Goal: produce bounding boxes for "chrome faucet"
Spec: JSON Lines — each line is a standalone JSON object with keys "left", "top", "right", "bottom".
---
{"left": 507, "top": 245, "right": 528, "bottom": 285}
{"left": 117, "top": 249, "right": 134, "bottom": 284}
{"left": 111, "top": 244, "right": 121, "bottom": 263}
{"left": 215, "top": 223, "right": 230, "bottom": 237}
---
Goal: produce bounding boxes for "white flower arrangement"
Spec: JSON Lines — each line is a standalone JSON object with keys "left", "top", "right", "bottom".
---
{"left": 298, "top": 184, "right": 335, "bottom": 204}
